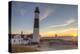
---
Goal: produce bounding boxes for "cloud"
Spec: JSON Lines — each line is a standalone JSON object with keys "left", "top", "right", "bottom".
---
{"left": 48, "top": 19, "right": 76, "bottom": 28}
{"left": 40, "top": 7, "right": 56, "bottom": 21}
{"left": 66, "top": 19, "right": 75, "bottom": 25}
{"left": 40, "top": 19, "right": 77, "bottom": 32}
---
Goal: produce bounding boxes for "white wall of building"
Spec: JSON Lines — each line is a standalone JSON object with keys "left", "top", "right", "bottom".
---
{"left": 11, "top": 35, "right": 32, "bottom": 44}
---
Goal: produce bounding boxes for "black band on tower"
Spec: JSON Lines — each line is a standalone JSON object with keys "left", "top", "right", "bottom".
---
{"left": 34, "top": 18, "right": 39, "bottom": 28}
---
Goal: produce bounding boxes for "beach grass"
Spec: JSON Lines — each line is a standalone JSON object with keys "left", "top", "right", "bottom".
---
{"left": 11, "top": 44, "right": 38, "bottom": 53}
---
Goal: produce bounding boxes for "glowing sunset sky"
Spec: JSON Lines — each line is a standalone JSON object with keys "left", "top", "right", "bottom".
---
{"left": 11, "top": 1, "right": 78, "bottom": 37}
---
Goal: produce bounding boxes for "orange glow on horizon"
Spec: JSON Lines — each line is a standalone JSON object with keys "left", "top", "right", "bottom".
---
{"left": 40, "top": 28, "right": 78, "bottom": 37}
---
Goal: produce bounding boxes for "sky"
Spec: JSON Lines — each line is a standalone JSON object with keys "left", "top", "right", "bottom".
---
{"left": 11, "top": 1, "right": 78, "bottom": 37}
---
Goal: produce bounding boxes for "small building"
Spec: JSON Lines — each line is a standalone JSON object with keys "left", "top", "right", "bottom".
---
{"left": 11, "top": 35, "right": 23, "bottom": 44}
{"left": 11, "top": 34, "right": 32, "bottom": 45}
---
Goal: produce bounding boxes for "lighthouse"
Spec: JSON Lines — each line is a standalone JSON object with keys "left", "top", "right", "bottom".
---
{"left": 32, "top": 7, "right": 40, "bottom": 44}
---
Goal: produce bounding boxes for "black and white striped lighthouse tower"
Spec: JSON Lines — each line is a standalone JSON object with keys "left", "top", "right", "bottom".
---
{"left": 32, "top": 7, "right": 40, "bottom": 43}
